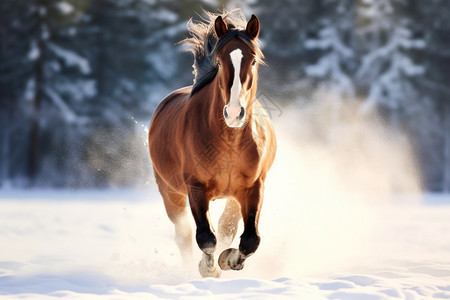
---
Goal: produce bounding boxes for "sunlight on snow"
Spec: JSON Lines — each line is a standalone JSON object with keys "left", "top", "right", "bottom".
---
{"left": 215, "top": 94, "right": 423, "bottom": 278}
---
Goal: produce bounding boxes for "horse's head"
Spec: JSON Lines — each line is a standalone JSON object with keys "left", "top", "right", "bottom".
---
{"left": 214, "top": 15, "right": 260, "bottom": 128}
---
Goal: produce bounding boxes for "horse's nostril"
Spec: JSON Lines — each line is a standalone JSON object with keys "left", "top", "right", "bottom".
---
{"left": 239, "top": 107, "right": 245, "bottom": 120}
{"left": 223, "top": 106, "right": 229, "bottom": 119}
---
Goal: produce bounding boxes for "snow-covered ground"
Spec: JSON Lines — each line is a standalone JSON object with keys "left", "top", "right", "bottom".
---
{"left": 1, "top": 112, "right": 450, "bottom": 299}
{"left": 1, "top": 187, "right": 449, "bottom": 299}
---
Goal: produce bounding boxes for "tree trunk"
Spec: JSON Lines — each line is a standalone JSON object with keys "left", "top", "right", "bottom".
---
{"left": 28, "top": 8, "right": 45, "bottom": 183}
{"left": 0, "top": 103, "right": 9, "bottom": 187}
{"left": 443, "top": 101, "right": 450, "bottom": 192}
{"left": 0, "top": 25, "right": 9, "bottom": 186}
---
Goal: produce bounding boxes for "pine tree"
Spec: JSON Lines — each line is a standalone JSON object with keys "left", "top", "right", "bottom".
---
{"left": 0, "top": 0, "right": 92, "bottom": 186}
{"left": 305, "top": 0, "right": 356, "bottom": 104}
{"left": 0, "top": 1, "right": 32, "bottom": 186}
{"left": 412, "top": 0, "right": 450, "bottom": 191}
{"left": 245, "top": 0, "right": 320, "bottom": 103}
{"left": 355, "top": 0, "right": 425, "bottom": 129}
{"left": 80, "top": 0, "right": 198, "bottom": 187}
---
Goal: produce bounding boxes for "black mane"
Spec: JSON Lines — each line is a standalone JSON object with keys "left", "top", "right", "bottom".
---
{"left": 181, "top": 9, "right": 263, "bottom": 97}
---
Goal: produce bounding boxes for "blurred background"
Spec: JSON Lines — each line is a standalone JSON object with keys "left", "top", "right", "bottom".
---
{"left": 0, "top": 0, "right": 449, "bottom": 192}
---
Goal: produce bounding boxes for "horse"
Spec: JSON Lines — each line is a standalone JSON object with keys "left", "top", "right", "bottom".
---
{"left": 148, "top": 10, "right": 276, "bottom": 278}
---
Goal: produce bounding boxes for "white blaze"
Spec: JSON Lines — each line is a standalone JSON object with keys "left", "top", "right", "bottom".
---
{"left": 227, "top": 49, "right": 243, "bottom": 120}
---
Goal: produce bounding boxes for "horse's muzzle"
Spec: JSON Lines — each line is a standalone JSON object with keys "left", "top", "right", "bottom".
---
{"left": 223, "top": 105, "right": 246, "bottom": 128}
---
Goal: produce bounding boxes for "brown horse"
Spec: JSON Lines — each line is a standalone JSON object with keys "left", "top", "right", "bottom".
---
{"left": 148, "top": 10, "right": 276, "bottom": 278}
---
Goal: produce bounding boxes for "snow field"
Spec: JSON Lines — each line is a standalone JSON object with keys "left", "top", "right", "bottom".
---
{"left": 0, "top": 189, "right": 449, "bottom": 299}
{"left": 1, "top": 108, "right": 449, "bottom": 298}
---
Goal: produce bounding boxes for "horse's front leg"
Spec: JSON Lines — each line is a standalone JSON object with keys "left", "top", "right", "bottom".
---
{"left": 188, "top": 183, "right": 221, "bottom": 278}
{"left": 219, "top": 179, "right": 263, "bottom": 271}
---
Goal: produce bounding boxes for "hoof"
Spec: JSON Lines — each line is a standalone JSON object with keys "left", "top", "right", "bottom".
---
{"left": 218, "top": 248, "right": 244, "bottom": 271}
{"left": 198, "top": 258, "right": 222, "bottom": 278}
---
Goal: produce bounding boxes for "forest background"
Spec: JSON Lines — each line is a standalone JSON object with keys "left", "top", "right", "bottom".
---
{"left": 1, "top": 0, "right": 449, "bottom": 192}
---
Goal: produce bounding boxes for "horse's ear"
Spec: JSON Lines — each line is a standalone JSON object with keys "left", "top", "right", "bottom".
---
{"left": 246, "top": 14, "right": 260, "bottom": 39}
{"left": 215, "top": 16, "right": 228, "bottom": 38}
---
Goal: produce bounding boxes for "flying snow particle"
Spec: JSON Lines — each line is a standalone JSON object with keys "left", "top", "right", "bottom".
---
{"left": 57, "top": 2, "right": 74, "bottom": 15}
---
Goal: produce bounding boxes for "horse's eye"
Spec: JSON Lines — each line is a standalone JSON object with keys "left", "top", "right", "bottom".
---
{"left": 217, "top": 60, "right": 221, "bottom": 67}
{"left": 252, "top": 59, "right": 257, "bottom": 66}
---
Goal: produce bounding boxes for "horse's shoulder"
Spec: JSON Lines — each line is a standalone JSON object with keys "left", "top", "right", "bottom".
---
{"left": 152, "top": 86, "right": 192, "bottom": 119}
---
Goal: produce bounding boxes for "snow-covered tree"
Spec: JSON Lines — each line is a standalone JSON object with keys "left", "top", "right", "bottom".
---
{"left": 0, "top": 0, "right": 94, "bottom": 186}
{"left": 304, "top": 0, "right": 356, "bottom": 109}
{"left": 0, "top": 1, "right": 30, "bottom": 186}
{"left": 243, "top": 0, "right": 320, "bottom": 102}
{"left": 1, "top": 0, "right": 449, "bottom": 191}
{"left": 79, "top": 0, "right": 203, "bottom": 187}
{"left": 29, "top": 0, "right": 95, "bottom": 186}
{"left": 305, "top": 27, "right": 355, "bottom": 103}
{"left": 411, "top": 0, "right": 450, "bottom": 191}
{"left": 355, "top": 0, "right": 425, "bottom": 125}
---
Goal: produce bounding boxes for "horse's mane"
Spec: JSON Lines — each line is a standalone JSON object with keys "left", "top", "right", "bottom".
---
{"left": 181, "top": 9, "right": 264, "bottom": 97}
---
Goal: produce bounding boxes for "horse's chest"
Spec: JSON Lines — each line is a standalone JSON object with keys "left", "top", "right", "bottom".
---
{"left": 194, "top": 142, "right": 259, "bottom": 195}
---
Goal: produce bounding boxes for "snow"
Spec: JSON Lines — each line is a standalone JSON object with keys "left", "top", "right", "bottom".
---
{"left": 0, "top": 188, "right": 449, "bottom": 299}
{"left": 56, "top": 2, "right": 74, "bottom": 15}
{"left": 305, "top": 27, "right": 353, "bottom": 58}
{"left": 45, "top": 87, "right": 77, "bottom": 123}
{"left": 24, "top": 79, "right": 35, "bottom": 102}
{"left": 48, "top": 43, "right": 91, "bottom": 75}
{"left": 151, "top": 9, "right": 178, "bottom": 23}
{"left": 305, "top": 24, "right": 355, "bottom": 102}
{"left": 1, "top": 108, "right": 449, "bottom": 299}
{"left": 147, "top": 43, "right": 178, "bottom": 79}
{"left": 357, "top": 24, "right": 424, "bottom": 81}
{"left": 56, "top": 79, "right": 97, "bottom": 102}
{"left": 27, "top": 42, "right": 40, "bottom": 61}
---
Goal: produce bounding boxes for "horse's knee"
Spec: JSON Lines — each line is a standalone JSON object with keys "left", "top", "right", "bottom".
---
{"left": 239, "top": 232, "right": 260, "bottom": 256}
{"left": 196, "top": 228, "right": 217, "bottom": 254}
